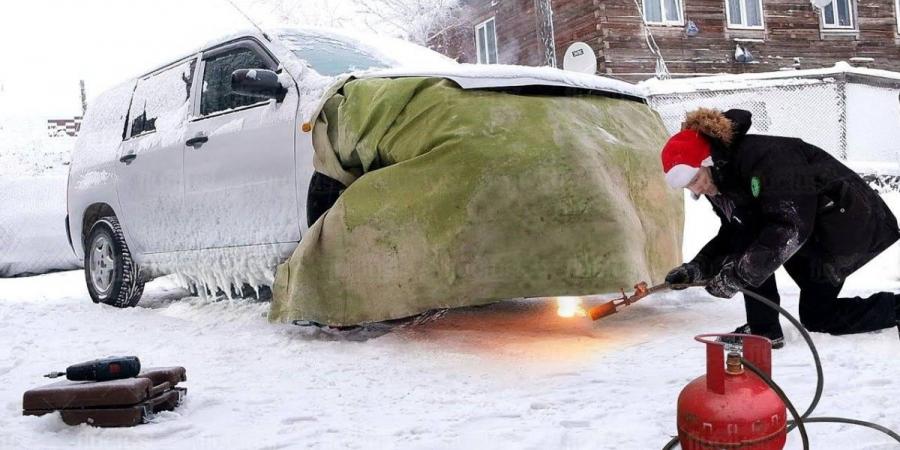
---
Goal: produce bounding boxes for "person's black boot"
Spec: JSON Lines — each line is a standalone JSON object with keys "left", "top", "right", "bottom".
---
{"left": 895, "top": 294, "right": 900, "bottom": 339}
{"left": 716, "top": 324, "right": 785, "bottom": 349}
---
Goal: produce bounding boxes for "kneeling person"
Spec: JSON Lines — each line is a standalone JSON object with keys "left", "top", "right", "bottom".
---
{"left": 660, "top": 108, "right": 900, "bottom": 348}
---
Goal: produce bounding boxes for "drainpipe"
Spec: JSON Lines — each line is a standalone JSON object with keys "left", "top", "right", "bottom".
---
{"left": 535, "top": 0, "right": 557, "bottom": 67}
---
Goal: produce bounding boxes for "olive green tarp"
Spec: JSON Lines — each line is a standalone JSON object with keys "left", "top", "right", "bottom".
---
{"left": 270, "top": 77, "right": 683, "bottom": 326}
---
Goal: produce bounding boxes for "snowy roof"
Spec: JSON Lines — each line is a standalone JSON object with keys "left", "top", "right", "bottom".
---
{"left": 640, "top": 62, "right": 900, "bottom": 96}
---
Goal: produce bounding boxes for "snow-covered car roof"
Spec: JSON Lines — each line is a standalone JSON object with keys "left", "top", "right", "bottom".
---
{"left": 359, "top": 65, "right": 645, "bottom": 100}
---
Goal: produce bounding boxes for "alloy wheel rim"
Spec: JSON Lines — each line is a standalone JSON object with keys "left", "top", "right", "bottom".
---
{"left": 89, "top": 234, "right": 115, "bottom": 296}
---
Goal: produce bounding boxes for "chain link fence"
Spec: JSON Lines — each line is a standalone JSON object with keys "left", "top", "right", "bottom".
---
{"left": 645, "top": 65, "right": 900, "bottom": 179}
{"left": 645, "top": 66, "right": 900, "bottom": 280}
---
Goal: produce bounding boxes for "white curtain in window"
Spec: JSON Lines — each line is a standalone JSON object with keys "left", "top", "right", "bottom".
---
{"left": 486, "top": 20, "right": 497, "bottom": 64}
{"left": 728, "top": 0, "right": 743, "bottom": 24}
{"left": 644, "top": 0, "right": 663, "bottom": 22}
{"left": 836, "top": 0, "right": 851, "bottom": 26}
{"left": 823, "top": 0, "right": 853, "bottom": 27}
{"left": 728, "top": 0, "right": 763, "bottom": 27}
{"left": 664, "top": 0, "right": 681, "bottom": 21}
{"left": 476, "top": 26, "right": 487, "bottom": 64}
{"left": 475, "top": 19, "right": 498, "bottom": 64}
{"left": 745, "top": 0, "right": 762, "bottom": 26}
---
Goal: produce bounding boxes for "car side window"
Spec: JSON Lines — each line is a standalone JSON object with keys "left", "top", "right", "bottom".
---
{"left": 200, "top": 47, "right": 270, "bottom": 116}
{"left": 128, "top": 59, "right": 195, "bottom": 138}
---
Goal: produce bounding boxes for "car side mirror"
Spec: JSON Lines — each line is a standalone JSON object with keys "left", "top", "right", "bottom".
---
{"left": 231, "top": 69, "right": 287, "bottom": 103}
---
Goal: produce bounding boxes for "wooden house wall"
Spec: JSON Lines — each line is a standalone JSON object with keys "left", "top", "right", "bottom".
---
{"left": 430, "top": 0, "right": 900, "bottom": 82}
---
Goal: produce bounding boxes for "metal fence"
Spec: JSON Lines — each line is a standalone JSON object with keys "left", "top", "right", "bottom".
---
{"left": 645, "top": 65, "right": 900, "bottom": 168}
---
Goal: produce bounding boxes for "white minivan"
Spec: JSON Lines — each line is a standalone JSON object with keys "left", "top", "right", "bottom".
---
{"left": 66, "top": 28, "right": 643, "bottom": 307}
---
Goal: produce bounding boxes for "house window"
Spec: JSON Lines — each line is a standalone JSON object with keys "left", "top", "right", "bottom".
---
{"left": 475, "top": 17, "right": 498, "bottom": 64}
{"left": 821, "top": 0, "right": 854, "bottom": 29}
{"left": 643, "top": 0, "right": 684, "bottom": 25}
{"left": 726, "top": 0, "right": 764, "bottom": 28}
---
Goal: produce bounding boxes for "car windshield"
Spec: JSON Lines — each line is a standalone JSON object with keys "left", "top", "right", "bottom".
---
{"left": 277, "top": 31, "right": 391, "bottom": 76}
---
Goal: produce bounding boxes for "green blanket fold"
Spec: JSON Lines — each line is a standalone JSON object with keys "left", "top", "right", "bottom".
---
{"left": 271, "top": 77, "right": 683, "bottom": 326}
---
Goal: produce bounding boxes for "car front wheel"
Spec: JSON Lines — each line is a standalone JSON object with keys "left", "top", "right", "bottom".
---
{"left": 84, "top": 216, "right": 144, "bottom": 307}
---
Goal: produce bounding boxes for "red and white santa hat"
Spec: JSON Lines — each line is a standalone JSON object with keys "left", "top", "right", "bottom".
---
{"left": 660, "top": 129, "right": 713, "bottom": 189}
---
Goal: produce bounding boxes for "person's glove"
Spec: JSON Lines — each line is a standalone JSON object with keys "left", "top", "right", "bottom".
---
{"left": 665, "top": 262, "right": 705, "bottom": 290}
{"left": 705, "top": 261, "right": 746, "bottom": 299}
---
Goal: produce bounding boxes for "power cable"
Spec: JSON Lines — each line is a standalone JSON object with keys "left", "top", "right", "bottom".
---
{"left": 629, "top": 0, "right": 670, "bottom": 79}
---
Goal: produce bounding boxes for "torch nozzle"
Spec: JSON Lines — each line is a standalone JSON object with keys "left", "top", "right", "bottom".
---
{"left": 585, "top": 281, "right": 705, "bottom": 322}
{"left": 587, "top": 302, "right": 618, "bottom": 320}
{"left": 586, "top": 281, "right": 679, "bottom": 321}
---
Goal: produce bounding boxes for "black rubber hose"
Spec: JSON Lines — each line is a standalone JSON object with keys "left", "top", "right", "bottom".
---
{"left": 738, "top": 287, "right": 824, "bottom": 424}
{"left": 661, "top": 286, "right": 899, "bottom": 449}
{"left": 741, "top": 358, "right": 810, "bottom": 450}
{"left": 742, "top": 359, "right": 900, "bottom": 444}
{"left": 800, "top": 418, "right": 900, "bottom": 442}
{"left": 662, "top": 435, "right": 678, "bottom": 450}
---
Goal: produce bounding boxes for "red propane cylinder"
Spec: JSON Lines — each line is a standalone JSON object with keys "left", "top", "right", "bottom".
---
{"left": 677, "top": 334, "right": 787, "bottom": 450}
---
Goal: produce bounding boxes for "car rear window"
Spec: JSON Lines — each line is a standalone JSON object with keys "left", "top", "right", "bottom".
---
{"left": 128, "top": 60, "right": 195, "bottom": 138}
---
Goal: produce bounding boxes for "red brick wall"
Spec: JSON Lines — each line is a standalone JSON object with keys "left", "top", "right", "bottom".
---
{"left": 429, "top": 0, "right": 900, "bottom": 82}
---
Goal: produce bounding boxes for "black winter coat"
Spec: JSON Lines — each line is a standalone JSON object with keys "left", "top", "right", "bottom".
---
{"left": 690, "top": 109, "right": 899, "bottom": 287}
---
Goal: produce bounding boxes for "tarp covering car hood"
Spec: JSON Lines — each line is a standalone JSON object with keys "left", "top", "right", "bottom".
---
{"left": 270, "top": 77, "right": 682, "bottom": 326}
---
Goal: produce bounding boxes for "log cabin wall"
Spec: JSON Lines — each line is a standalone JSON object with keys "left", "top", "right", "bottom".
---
{"left": 431, "top": 0, "right": 546, "bottom": 66}
{"left": 430, "top": 0, "right": 900, "bottom": 82}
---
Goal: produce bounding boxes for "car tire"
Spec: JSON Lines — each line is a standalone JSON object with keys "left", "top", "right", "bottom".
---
{"left": 84, "top": 216, "right": 144, "bottom": 307}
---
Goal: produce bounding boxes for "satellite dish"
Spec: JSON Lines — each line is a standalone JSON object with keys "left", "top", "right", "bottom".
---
{"left": 563, "top": 42, "right": 597, "bottom": 75}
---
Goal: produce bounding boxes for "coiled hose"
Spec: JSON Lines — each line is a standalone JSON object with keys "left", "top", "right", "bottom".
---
{"left": 661, "top": 287, "right": 900, "bottom": 450}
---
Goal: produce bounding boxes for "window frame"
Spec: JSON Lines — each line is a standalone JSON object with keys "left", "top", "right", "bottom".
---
{"left": 820, "top": 0, "right": 856, "bottom": 30}
{"left": 725, "top": 0, "right": 766, "bottom": 30}
{"left": 642, "top": 0, "right": 685, "bottom": 26}
{"left": 896, "top": 0, "right": 900, "bottom": 33}
{"left": 474, "top": 17, "right": 499, "bottom": 64}
{"left": 192, "top": 38, "right": 280, "bottom": 121}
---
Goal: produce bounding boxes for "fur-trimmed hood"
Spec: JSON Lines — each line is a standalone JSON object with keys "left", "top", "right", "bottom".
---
{"left": 681, "top": 108, "right": 752, "bottom": 147}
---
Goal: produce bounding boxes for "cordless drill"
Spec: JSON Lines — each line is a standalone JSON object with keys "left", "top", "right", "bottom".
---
{"left": 44, "top": 356, "right": 141, "bottom": 382}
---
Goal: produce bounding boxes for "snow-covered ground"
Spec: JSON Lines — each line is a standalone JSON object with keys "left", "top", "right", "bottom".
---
{"left": 1, "top": 194, "right": 897, "bottom": 449}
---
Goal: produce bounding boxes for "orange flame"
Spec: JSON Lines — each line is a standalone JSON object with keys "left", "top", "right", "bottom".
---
{"left": 556, "top": 297, "right": 586, "bottom": 318}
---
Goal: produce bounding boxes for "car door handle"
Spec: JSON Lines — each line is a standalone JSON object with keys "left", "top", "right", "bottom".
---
{"left": 119, "top": 153, "right": 137, "bottom": 164}
{"left": 186, "top": 136, "right": 209, "bottom": 148}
